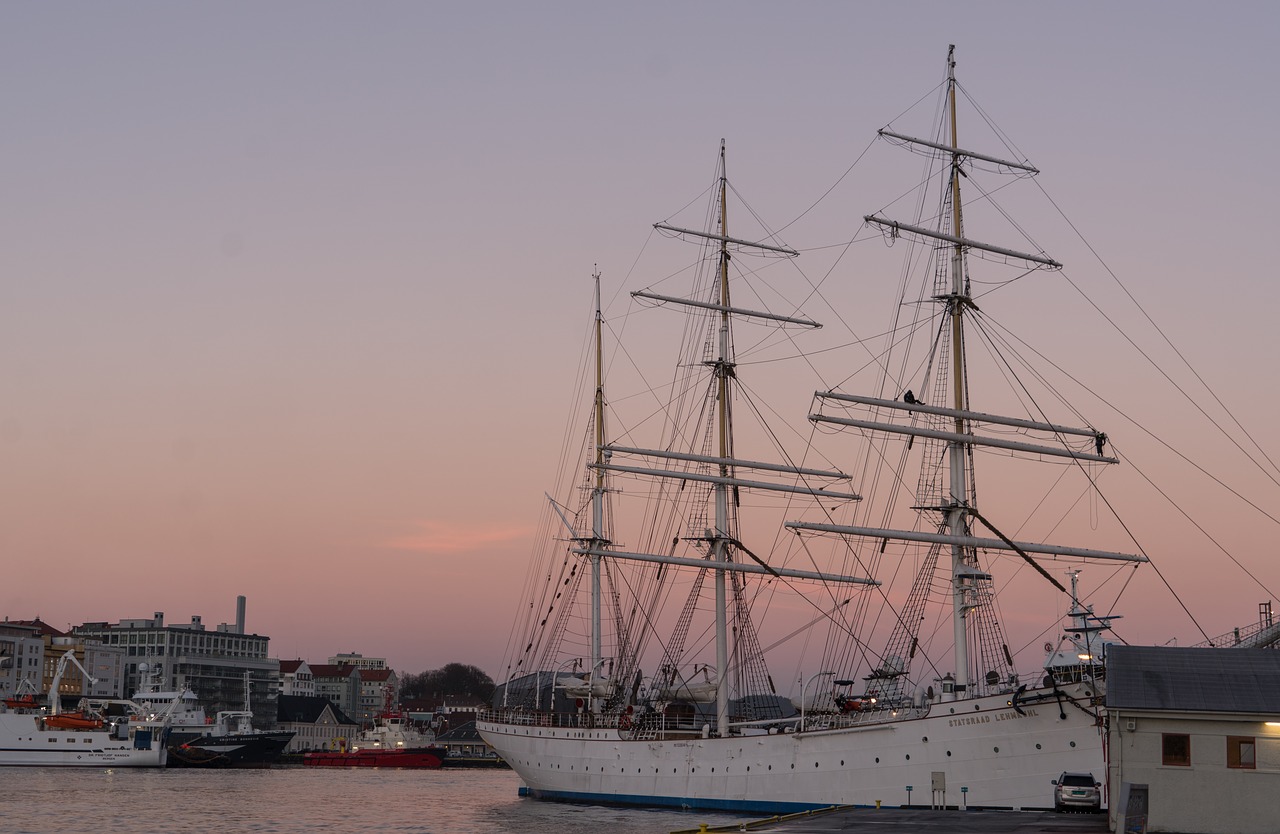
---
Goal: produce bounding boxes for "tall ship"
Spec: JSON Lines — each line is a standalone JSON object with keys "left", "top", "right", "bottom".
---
{"left": 477, "top": 46, "right": 1276, "bottom": 813}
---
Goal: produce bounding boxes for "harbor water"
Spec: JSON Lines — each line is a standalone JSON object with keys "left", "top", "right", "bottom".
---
{"left": 0, "top": 767, "right": 751, "bottom": 834}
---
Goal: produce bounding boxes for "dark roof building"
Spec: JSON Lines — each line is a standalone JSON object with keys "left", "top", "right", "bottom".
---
{"left": 434, "top": 720, "right": 504, "bottom": 765}
{"left": 1105, "top": 645, "right": 1280, "bottom": 834}
{"left": 277, "top": 694, "right": 360, "bottom": 754}
{"left": 6, "top": 618, "right": 67, "bottom": 638}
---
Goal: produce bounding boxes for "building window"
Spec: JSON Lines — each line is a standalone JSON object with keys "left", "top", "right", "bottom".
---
{"left": 1162, "top": 733, "right": 1191, "bottom": 766}
{"left": 1227, "top": 736, "right": 1256, "bottom": 769}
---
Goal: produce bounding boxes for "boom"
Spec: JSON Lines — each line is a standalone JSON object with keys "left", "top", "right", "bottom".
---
{"left": 48, "top": 650, "right": 99, "bottom": 714}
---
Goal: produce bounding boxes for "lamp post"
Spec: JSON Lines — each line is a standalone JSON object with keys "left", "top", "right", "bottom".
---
{"left": 800, "top": 670, "right": 834, "bottom": 732}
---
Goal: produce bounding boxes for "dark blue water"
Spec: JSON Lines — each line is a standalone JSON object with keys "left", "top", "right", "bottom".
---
{"left": 0, "top": 767, "right": 752, "bottom": 833}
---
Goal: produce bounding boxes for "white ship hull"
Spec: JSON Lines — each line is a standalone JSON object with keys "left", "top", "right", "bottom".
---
{"left": 0, "top": 713, "right": 168, "bottom": 767}
{"left": 479, "top": 681, "right": 1105, "bottom": 813}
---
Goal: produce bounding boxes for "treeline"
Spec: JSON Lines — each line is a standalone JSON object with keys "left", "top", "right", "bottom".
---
{"left": 400, "top": 662, "right": 495, "bottom": 703}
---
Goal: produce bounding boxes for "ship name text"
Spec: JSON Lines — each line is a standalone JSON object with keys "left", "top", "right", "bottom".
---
{"left": 948, "top": 708, "right": 1038, "bottom": 727}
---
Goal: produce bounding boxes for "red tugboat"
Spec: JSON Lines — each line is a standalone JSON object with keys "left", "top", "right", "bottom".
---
{"left": 303, "top": 686, "right": 444, "bottom": 769}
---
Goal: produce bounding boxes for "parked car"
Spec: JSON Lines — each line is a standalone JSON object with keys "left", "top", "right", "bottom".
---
{"left": 1052, "top": 771, "right": 1102, "bottom": 812}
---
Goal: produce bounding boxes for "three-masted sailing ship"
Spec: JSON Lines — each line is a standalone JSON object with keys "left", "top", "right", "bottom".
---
{"left": 478, "top": 46, "right": 1156, "bottom": 812}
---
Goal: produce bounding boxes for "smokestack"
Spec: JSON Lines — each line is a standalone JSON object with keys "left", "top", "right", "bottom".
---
{"left": 236, "top": 596, "right": 246, "bottom": 634}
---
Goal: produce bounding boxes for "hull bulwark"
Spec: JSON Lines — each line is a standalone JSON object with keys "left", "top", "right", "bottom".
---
{"left": 478, "top": 684, "right": 1105, "bottom": 813}
{"left": 0, "top": 713, "right": 167, "bottom": 767}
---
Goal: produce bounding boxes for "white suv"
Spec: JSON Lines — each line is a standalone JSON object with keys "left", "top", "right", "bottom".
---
{"left": 1052, "top": 771, "right": 1101, "bottom": 812}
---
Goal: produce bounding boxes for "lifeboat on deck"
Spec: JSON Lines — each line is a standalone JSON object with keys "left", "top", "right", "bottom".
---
{"left": 43, "top": 712, "right": 105, "bottom": 730}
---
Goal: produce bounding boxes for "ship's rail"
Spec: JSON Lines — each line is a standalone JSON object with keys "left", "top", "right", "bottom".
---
{"left": 479, "top": 707, "right": 704, "bottom": 736}
{"left": 479, "top": 708, "right": 615, "bottom": 730}
{"left": 478, "top": 704, "right": 932, "bottom": 737}
{"left": 799, "top": 703, "right": 929, "bottom": 732}
{"left": 483, "top": 706, "right": 774, "bottom": 740}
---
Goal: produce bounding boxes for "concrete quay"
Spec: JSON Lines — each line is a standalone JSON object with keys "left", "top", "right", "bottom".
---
{"left": 674, "top": 807, "right": 1109, "bottom": 834}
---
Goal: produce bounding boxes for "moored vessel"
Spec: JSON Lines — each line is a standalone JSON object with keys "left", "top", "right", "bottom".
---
{"left": 130, "top": 667, "right": 294, "bottom": 768}
{"left": 0, "top": 650, "right": 170, "bottom": 767}
{"left": 302, "top": 747, "right": 445, "bottom": 768}
{"left": 477, "top": 46, "right": 1273, "bottom": 813}
{"left": 165, "top": 710, "right": 295, "bottom": 769}
{"left": 302, "top": 712, "right": 444, "bottom": 769}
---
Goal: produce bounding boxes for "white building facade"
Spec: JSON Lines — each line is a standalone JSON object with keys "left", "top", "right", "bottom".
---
{"left": 1106, "top": 645, "right": 1280, "bottom": 834}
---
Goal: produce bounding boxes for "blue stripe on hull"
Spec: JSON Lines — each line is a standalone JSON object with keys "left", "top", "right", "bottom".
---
{"left": 520, "top": 786, "right": 842, "bottom": 814}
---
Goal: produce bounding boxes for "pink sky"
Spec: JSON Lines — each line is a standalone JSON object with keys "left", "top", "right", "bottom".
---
{"left": 2, "top": 3, "right": 1278, "bottom": 679}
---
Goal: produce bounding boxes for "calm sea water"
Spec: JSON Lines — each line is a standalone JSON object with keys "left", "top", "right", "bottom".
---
{"left": 0, "top": 767, "right": 753, "bottom": 834}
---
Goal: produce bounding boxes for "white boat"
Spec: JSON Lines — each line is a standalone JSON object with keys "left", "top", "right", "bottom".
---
{"left": 129, "top": 672, "right": 204, "bottom": 728}
{"left": 477, "top": 46, "right": 1269, "bottom": 813}
{"left": 0, "top": 650, "right": 169, "bottom": 767}
{"left": 349, "top": 712, "right": 436, "bottom": 752}
{"left": 342, "top": 682, "right": 437, "bottom": 752}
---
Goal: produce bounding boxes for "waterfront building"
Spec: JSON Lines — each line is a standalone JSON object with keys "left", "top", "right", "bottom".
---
{"left": 327, "top": 652, "right": 386, "bottom": 671}
{"left": 433, "top": 720, "right": 503, "bottom": 764}
{"left": 45, "top": 638, "right": 126, "bottom": 703}
{"left": 1106, "top": 645, "right": 1280, "bottom": 834}
{"left": 0, "top": 621, "right": 47, "bottom": 701}
{"left": 278, "top": 659, "right": 316, "bottom": 696}
{"left": 309, "top": 663, "right": 362, "bottom": 723}
{"left": 74, "top": 597, "right": 280, "bottom": 727}
{"left": 355, "top": 667, "right": 399, "bottom": 725}
{"left": 3, "top": 618, "right": 126, "bottom": 703}
{"left": 277, "top": 694, "right": 361, "bottom": 753}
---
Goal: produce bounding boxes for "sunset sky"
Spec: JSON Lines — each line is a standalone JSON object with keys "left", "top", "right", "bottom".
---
{"left": 3, "top": 2, "right": 1278, "bottom": 681}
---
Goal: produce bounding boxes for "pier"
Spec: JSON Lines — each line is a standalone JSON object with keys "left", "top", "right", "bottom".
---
{"left": 675, "top": 807, "right": 1109, "bottom": 834}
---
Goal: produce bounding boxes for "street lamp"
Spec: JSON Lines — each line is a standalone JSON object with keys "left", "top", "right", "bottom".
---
{"left": 800, "top": 670, "right": 834, "bottom": 732}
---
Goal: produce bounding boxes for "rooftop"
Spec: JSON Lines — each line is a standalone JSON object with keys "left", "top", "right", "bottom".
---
{"left": 1106, "top": 644, "right": 1280, "bottom": 714}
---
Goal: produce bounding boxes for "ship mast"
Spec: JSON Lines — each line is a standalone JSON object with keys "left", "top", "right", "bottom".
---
{"left": 943, "top": 44, "right": 974, "bottom": 696}
{"left": 795, "top": 45, "right": 1140, "bottom": 699}
{"left": 713, "top": 141, "right": 732, "bottom": 738}
{"left": 589, "top": 267, "right": 608, "bottom": 714}
{"left": 576, "top": 142, "right": 872, "bottom": 727}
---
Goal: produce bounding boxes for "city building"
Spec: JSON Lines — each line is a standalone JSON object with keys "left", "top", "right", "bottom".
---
{"left": 74, "top": 596, "right": 280, "bottom": 727}
{"left": 355, "top": 667, "right": 399, "bottom": 726}
{"left": 309, "top": 664, "right": 362, "bottom": 723}
{"left": 3, "top": 618, "right": 126, "bottom": 704}
{"left": 0, "top": 621, "right": 48, "bottom": 701}
{"left": 278, "top": 659, "right": 316, "bottom": 696}
{"left": 44, "top": 638, "right": 127, "bottom": 703}
{"left": 327, "top": 652, "right": 387, "bottom": 671}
